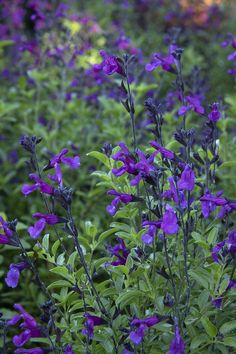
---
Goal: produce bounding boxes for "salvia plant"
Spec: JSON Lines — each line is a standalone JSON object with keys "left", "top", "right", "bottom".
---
{"left": 1, "top": 1, "right": 236, "bottom": 354}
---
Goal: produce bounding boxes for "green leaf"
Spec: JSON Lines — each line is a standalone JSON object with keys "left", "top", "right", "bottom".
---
{"left": 223, "top": 337, "right": 236, "bottom": 349}
{"left": 0, "top": 40, "right": 15, "bottom": 47}
{"left": 42, "top": 234, "right": 50, "bottom": 252}
{"left": 190, "top": 334, "right": 209, "bottom": 350}
{"left": 219, "top": 161, "right": 236, "bottom": 169}
{"left": 85, "top": 221, "right": 97, "bottom": 238}
{"left": 52, "top": 240, "right": 60, "bottom": 256}
{"left": 116, "top": 290, "right": 143, "bottom": 308}
{"left": 189, "top": 269, "right": 209, "bottom": 289}
{"left": 201, "top": 317, "right": 217, "bottom": 338}
{"left": 220, "top": 321, "right": 236, "bottom": 335}
{"left": 50, "top": 266, "right": 69, "bottom": 279}
{"left": 87, "top": 151, "right": 110, "bottom": 168}
{"left": 47, "top": 280, "right": 72, "bottom": 290}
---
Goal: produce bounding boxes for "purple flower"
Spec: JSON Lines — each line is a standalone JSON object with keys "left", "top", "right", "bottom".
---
{"left": 82, "top": 313, "right": 105, "bottom": 339}
{"left": 200, "top": 191, "right": 228, "bottom": 218}
{"left": 168, "top": 325, "right": 185, "bottom": 354}
{"left": 0, "top": 216, "right": 13, "bottom": 244}
{"left": 227, "top": 280, "right": 236, "bottom": 290}
{"left": 7, "top": 304, "right": 42, "bottom": 348}
{"left": 28, "top": 213, "right": 59, "bottom": 239}
{"left": 150, "top": 141, "right": 174, "bottom": 160}
{"left": 5, "top": 262, "right": 28, "bottom": 288}
{"left": 212, "top": 241, "right": 225, "bottom": 263}
{"left": 142, "top": 220, "right": 162, "bottom": 244}
{"left": 145, "top": 44, "right": 176, "bottom": 73}
{"left": 64, "top": 344, "right": 75, "bottom": 354}
{"left": 211, "top": 296, "right": 223, "bottom": 309}
{"left": 212, "top": 229, "right": 236, "bottom": 263}
{"left": 48, "top": 148, "right": 80, "bottom": 186}
{"left": 163, "top": 177, "right": 187, "bottom": 209}
{"left": 161, "top": 205, "right": 179, "bottom": 234}
{"left": 217, "top": 202, "right": 236, "bottom": 219}
{"left": 93, "top": 50, "right": 125, "bottom": 76}
{"left": 225, "top": 229, "right": 236, "bottom": 253}
{"left": 21, "top": 174, "right": 54, "bottom": 196}
{"left": 177, "top": 165, "right": 195, "bottom": 191}
{"left": 109, "top": 238, "right": 129, "bottom": 266}
{"left": 130, "top": 316, "right": 160, "bottom": 345}
{"left": 208, "top": 102, "right": 221, "bottom": 122}
{"left": 178, "top": 95, "right": 204, "bottom": 116}
{"left": 106, "top": 190, "right": 133, "bottom": 216}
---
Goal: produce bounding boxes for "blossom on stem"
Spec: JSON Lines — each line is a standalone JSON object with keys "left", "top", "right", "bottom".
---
{"left": 106, "top": 190, "right": 133, "bottom": 216}
{"left": 7, "top": 304, "right": 42, "bottom": 348}
{"left": 178, "top": 95, "right": 204, "bottom": 116}
{"left": 130, "top": 316, "right": 160, "bottom": 345}
{"left": 82, "top": 313, "right": 105, "bottom": 339}
{"left": 208, "top": 102, "right": 221, "bottom": 122}
{"left": 0, "top": 216, "right": 13, "bottom": 244}
{"left": 21, "top": 173, "right": 54, "bottom": 196}
{"left": 109, "top": 238, "right": 129, "bottom": 266}
{"left": 161, "top": 205, "right": 179, "bottom": 234}
{"left": 5, "top": 262, "right": 28, "bottom": 288}
{"left": 28, "top": 213, "right": 59, "bottom": 239}
{"left": 212, "top": 229, "right": 236, "bottom": 263}
{"left": 168, "top": 324, "right": 185, "bottom": 354}
{"left": 142, "top": 220, "right": 162, "bottom": 245}
{"left": 145, "top": 44, "right": 176, "bottom": 73}
{"left": 150, "top": 141, "right": 174, "bottom": 160}
{"left": 163, "top": 176, "right": 187, "bottom": 209}
{"left": 200, "top": 191, "right": 227, "bottom": 218}
{"left": 177, "top": 164, "right": 195, "bottom": 191}
{"left": 93, "top": 50, "right": 125, "bottom": 76}
{"left": 64, "top": 344, "right": 75, "bottom": 354}
{"left": 48, "top": 148, "right": 80, "bottom": 186}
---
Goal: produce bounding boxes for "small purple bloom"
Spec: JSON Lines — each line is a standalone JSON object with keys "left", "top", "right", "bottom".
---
{"left": 208, "top": 102, "right": 221, "bottom": 122}
{"left": 178, "top": 95, "right": 204, "bottom": 116}
{"left": 106, "top": 190, "right": 133, "bottom": 216}
{"left": 177, "top": 165, "right": 195, "bottom": 191}
{"left": 200, "top": 191, "right": 227, "bottom": 218}
{"left": 0, "top": 216, "right": 13, "bottom": 244}
{"left": 225, "top": 229, "right": 236, "bottom": 253}
{"left": 161, "top": 205, "right": 179, "bottom": 234}
{"left": 142, "top": 220, "right": 162, "bottom": 245}
{"left": 7, "top": 304, "right": 42, "bottom": 348}
{"left": 109, "top": 238, "right": 129, "bottom": 266}
{"left": 22, "top": 174, "right": 54, "bottom": 196}
{"left": 28, "top": 213, "right": 59, "bottom": 239}
{"left": 48, "top": 148, "right": 80, "bottom": 186}
{"left": 150, "top": 141, "right": 174, "bottom": 160}
{"left": 94, "top": 50, "right": 125, "bottom": 76}
{"left": 211, "top": 296, "right": 223, "bottom": 309}
{"left": 64, "top": 344, "right": 75, "bottom": 354}
{"left": 168, "top": 325, "right": 185, "bottom": 354}
{"left": 163, "top": 177, "right": 187, "bottom": 209}
{"left": 212, "top": 241, "right": 225, "bottom": 263}
{"left": 5, "top": 262, "right": 28, "bottom": 288}
{"left": 145, "top": 44, "right": 176, "bottom": 73}
{"left": 82, "top": 313, "right": 105, "bottom": 339}
{"left": 130, "top": 316, "right": 160, "bottom": 345}
{"left": 14, "top": 348, "right": 44, "bottom": 354}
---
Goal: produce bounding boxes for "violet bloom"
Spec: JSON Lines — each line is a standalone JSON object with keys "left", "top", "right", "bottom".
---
{"left": 208, "top": 102, "right": 221, "bottom": 122}
{"left": 211, "top": 296, "right": 223, "bottom": 309}
{"left": 82, "top": 313, "right": 105, "bottom": 339}
{"left": 48, "top": 148, "right": 80, "bottom": 186}
{"left": 145, "top": 44, "right": 176, "bottom": 73}
{"left": 28, "top": 213, "right": 59, "bottom": 239}
{"left": 227, "top": 280, "right": 236, "bottom": 290}
{"left": 106, "top": 190, "right": 133, "bottom": 216}
{"left": 162, "top": 177, "right": 187, "bottom": 209}
{"left": 150, "top": 141, "right": 174, "bottom": 160}
{"left": 0, "top": 216, "right": 13, "bottom": 244}
{"left": 109, "top": 238, "right": 129, "bottom": 266}
{"left": 21, "top": 173, "right": 54, "bottom": 196}
{"left": 168, "top": 325, "right": 185, "bottom": 354}
{"left": 93, "top": 50, "right": 125, "bottom": 76}
{"left": 130, "top": 316, "right": 160, "bottom": 345}
{"left": 212, "top": 241, "right": 225, "bottom": 263}
{"left": 14, "top": 348, "right": 43, "bottom": 354}
{"left": 200, "top": 191, "right": 227, "bottom": 218}
{"left": 7, "top": 304, "right": 42, "bottom": 348}
{"left": 142, "top": 220, "right": 162, "bottom": 245}
{"left": 5, "top": 262, "right": 28, "bottom": 288}
{"left": 178, "top": 95, "right": 204, "bottom": 116}
{"left": 161, "top": 205, "right": 179, "bottom": 234}
{"left": 217, "top": 201, "right": 236, "bottom": 219}
{"left": 130, "top": 149, "right": 157, "bottom": 186}
{"left": 64, "top": 344, "right": 75, "bottom": 354}
{"left": 225, "top": 229, "right": 236, "bottom": 253}
{"left": 177, "top": 165, "right": 195, "bottom": 191}
{"left": 112, "top": 143, "right": 136, "bottom": 177}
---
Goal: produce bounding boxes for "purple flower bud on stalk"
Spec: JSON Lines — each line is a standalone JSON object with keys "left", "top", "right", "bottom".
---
{"left": 106, "top": 190, "right": 133, "bottom": 216}
{"left": 21, "top": 174, "right": 54, "bottom": 196}
{"left": 28, "top": 213, "right": 59, "bottom": 239}
{"left": 145, "top": 44, "right": 176, "bottom": 73}
{"left": 200, "top": 191, "right": 227, "bottom": 218}
{"left": 178, "top": 95, "right": 204, "bottom": 116}
{"left": 130, "top": 316, "right": 160, "bottom": 345}
{"left": 211, "top": 296, "right": 223, "bottom": 309}
{"left": 142, "top": 220, "right": 162, "bottom": 244}
{"left": 64, "top": 344, "right": 75, "bottom": 354}
{"left": 161, "top": 205, "right": 179, "bottom": 234}
{"left": 7, "top": 304, "right": 42, "bottom": 348}
{"left": 163, "top": 176, "right": 187, "bottom": 209}
{"left": 208, "top": 102, "right": 221, "bottom": 122}
{"left": 5, "top": 262, "right": 28, "bottom": 288}
{"left": 93, "top": 50, "right": 125, "bottom": 76}
{"left": 168, "top": 324, "right": 185, "bottom": 354}
{"left": 150, "top": 141, "right": 174, "bottom": 160}
{"left": 177, "top": 165, "right": 195, "bottom": 191}
{"left": 82, "top": 313, "right": 105, "bottom": 339}
{"left": 109, "top": 238, "right": 129, "bottom": 266}
{"left": 0, "top": 216, "right": 13, "bottom": 244}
